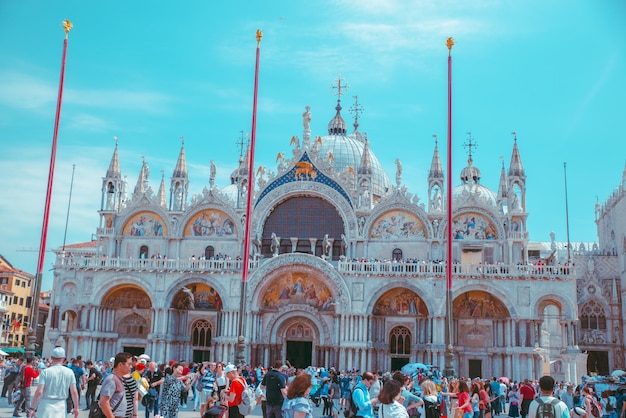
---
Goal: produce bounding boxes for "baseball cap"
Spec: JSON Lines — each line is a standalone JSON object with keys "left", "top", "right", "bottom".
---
{"left": 224, "top": 364, "right": 237, "bottom": 373}
{"left": 51, "top": 346, "right": 66, "bottom": 358}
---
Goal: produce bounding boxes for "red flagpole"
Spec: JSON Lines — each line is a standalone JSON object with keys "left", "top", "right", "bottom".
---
{"left": 446, "top": 38, "right": 453, "bottom": 293}
{"left": 444, "top": 36, "right": 456, "bottom": 377}
{"left": 29, "top": 20, "right": 73, "bottom": 355}
{"left": 236, "top": 29, "right": 262, "bottom": 365}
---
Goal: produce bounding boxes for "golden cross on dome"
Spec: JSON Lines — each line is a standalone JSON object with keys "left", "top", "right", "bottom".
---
{"left": 330, "top": 73, "right": 350, "bottom": 100}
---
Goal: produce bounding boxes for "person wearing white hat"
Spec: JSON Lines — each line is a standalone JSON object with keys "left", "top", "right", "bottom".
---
{"left": 223, "top": 364, "right": 246, "bottom": 418}
{"left": 28, "top": 346, "right": 80, "bottom": 418}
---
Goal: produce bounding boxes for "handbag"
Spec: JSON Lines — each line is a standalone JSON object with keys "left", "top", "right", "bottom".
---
{"left": 88, "top": 395, "right": 124, "bottom": 418}
{"left": 89, "top": 375, "right": 125, "bottom": 418}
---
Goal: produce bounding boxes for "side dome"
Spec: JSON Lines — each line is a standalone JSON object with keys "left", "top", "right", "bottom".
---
{"left": 452, "top": 183, "right": 498, "bottom": 207}
{"left": 453, "top": 156, "right": 497, "bottom": 207}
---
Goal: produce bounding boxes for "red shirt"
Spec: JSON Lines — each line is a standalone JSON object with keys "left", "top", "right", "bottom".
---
{"left": 520, "top": 384, "right": 535, "bottom": 401}
{"left": 227, "top": 377, "right": 245, "bottom": 407}
{"left": 23, "top": 365, "right": 40, "bottom": 387}
{"left": 458, "top": 392, "right": 473, "bottom": 413}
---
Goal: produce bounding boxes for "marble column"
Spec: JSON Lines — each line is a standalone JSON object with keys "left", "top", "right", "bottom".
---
{"left": 290, "top": 238, "right": 298, "bottom": 253}
{"left": 309, "top": 238, "right": 317, "bottom": 255}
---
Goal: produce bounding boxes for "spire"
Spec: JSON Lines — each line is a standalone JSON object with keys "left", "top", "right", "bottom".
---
{"left": 133, "top": 157, "right": 150, "bottom": 196}
{"left": 358, "top": 136, "right": 372, "bottom": 175}
{"left": 497, "top": 156, "right": 508, "bottom": 200}
{"left": 172, "top": 136, "right": 188, "bottom": 178}
{"left": 157, "top": 171, "right": 167, "bottom": 208}
{"left": 429, "top": 135, "right": 444, "bottom": 179}
{"left": 508, "top": 132, "right": 525, "bottom": 177}
{"left": 328, "top": 73, "right": 349, "bottom": 135}
{"left": 106, "top": 136, "right": 121, "bottom": 178}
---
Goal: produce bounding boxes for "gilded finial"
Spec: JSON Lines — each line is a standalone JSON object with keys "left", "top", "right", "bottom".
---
{"left": 446, "top": 37, "right": 454, "bottom": 51}
{"left": 256, "top": 29, "right": 263, "bottom": 46}
{"left": 62, "top": 19, "right": 73, "bottom": 38}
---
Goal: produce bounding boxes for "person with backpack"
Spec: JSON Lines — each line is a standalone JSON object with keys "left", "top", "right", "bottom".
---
{"left": 352, "top": 372, "right": 378, "bottom": 418}
{"left": 260, "top": 360, "right": 287, "bottom": 418}
{"left": 421, "top": 379, "right": 442, "bottom": 418}
{"left": 528, "top": 376, "right": 570, "bottom": 418}
{"left": 223, "top": 364, "right": 248, "bottom": 418}
{"left": 84, "top": 360, "right": 102, "bottom": 411}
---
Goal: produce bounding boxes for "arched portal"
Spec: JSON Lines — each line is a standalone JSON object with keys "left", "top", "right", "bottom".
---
{"left": 191, "top": 319, "right": 213, "bottom": 362}
{"left": 284, "top": 322, "right": 314, "bottom": 369}
{"left": 389, "top": 326, "right": 412, "bottom": 371}
{"left": 453, "top": 290, "right": 511, "bottom": 377}
{"left": 102, "top": 285, "right": 152, "bottom": 353}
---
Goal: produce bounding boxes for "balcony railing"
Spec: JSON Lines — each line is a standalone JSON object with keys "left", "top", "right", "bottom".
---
{"left": 54, "top": 256, "right": 256, "bottom": 273}
{"left": 336, "top": 261, "right": 573, "bottom": 280}
{"left": 54, "top": 256, "right": 572, "bottom": 279}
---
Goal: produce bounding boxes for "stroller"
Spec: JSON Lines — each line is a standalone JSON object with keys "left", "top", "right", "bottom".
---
{"left": 309, "top": 383, "right": 322, "bottom": 407}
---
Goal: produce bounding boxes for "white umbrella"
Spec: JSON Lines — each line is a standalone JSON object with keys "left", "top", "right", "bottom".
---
{"left": 0, "top": 349, "right": 8, "bottom": 356}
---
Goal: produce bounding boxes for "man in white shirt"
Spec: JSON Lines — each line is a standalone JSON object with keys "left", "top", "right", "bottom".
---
{"left": 528, "top": 376, "right": 570, "bottom": 418}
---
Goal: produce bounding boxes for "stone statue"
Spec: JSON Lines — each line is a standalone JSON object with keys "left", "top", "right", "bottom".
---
{"left": 210, "top": 160, "right": 216, "bottom": 188}
{"left": 340, "top": 234, "right": 348, "bottom": 256}
{"left": 270, "top": 232, "right": 280, "bottom": 257}
{"left": 395, "top": 158, "right": 402, "bottom": 186}
{"left": 303, "top": 105, "right": 312, "bottom": 130}
{"left": 252, "top": 234, "right": 262, "bottom": 259}
{"left": 322, "top": 234, "right": 331, "bottom": 258}
{"left": 431, "top": 188, "right": 442, "bottom": 211}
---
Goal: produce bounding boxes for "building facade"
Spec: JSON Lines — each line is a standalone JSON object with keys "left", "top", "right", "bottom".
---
{"left": 47, "top": 98, "right": 621, "bottom": 382}
{"left": 0, "top": 255, "right": 34, "bottom": 353}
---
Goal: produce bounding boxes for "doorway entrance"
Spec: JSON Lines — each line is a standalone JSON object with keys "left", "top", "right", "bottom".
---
{"left": 123, "top": 346, "right": 145, "bottom": 356}
{"left": 286, "top": 341, "right": 312, "bottom": 369}
{"left": 587, "top": 351, "right": 609, "bottom": 376}
{"left": 468, "top": 359, "right": 482, "bottom": 379}
{"left": 391, "top": 357, "right": 410, "bottom": 372}
{"left": 193, "top": 350, "right": 211, "bottom": 363}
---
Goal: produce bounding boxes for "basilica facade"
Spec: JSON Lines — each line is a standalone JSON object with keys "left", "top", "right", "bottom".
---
{"left": 46, "top": 96, "right": 623, "bottom": 382}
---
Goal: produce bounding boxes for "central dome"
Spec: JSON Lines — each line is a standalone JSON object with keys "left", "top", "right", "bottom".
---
{"left": 318, "top": 133, "right": 392, "bottom": 198}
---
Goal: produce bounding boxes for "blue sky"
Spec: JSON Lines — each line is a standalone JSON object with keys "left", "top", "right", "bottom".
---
{"left": 0, "top": 0, "right": 624, "bottom": 290}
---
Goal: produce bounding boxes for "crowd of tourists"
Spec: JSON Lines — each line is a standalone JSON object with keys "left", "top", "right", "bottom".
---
{"left": 2, "top": 352, "right": 625, "bottom": 418}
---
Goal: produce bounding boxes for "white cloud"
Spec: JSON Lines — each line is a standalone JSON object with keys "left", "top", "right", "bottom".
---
{"left": 0, "top": 70, "right": 175, "bottom": 116}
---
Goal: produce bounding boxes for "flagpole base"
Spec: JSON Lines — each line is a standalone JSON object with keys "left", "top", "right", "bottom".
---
{"left": 235, "top": 335, "right": 246, "bottom": 367}
{"left": 444, "top": 345, "right": 456, "bottom": 378}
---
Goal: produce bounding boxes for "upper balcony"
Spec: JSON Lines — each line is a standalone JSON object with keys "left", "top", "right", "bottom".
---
{"left": 54, "top": 256, "right": 254, "bottom": 273}
{"left": 336, "top": 260, "right": 573, "bottom": 280}
{"left": 54, "top": 255, "right": 573, "bottom": 280}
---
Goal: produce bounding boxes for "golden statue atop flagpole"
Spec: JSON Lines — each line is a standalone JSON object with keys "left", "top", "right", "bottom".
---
{"left": 256, "top": 29, "right": 263, "bottom": 46}
{"left": 62, "top": 19, "right": 73, "bottom": 38}
{"left": 446, "top": 37, "right": 454, "bottom": 51}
